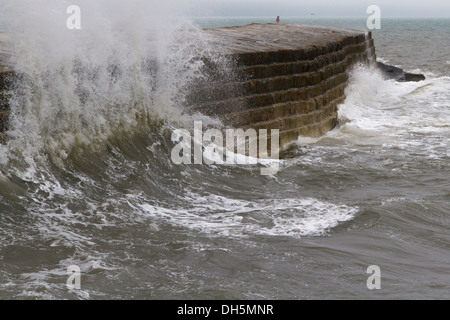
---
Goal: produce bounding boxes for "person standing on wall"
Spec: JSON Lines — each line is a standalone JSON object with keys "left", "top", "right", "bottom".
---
{"left": 276, "top": 16, "right": 280, "bottom": 23}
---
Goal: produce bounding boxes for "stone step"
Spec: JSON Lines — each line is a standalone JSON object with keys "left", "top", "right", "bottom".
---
{"left": 239, "top": 53, "right": 341, "bottom": 81}
{"left": 278, "top": 114, "right": 338, "bottom": 145}
{"left": 199, "top": 39, "right": 371, "bottom": 85}
{"left": 223, "top": 83, "right": 346, "bottom": 127}
{"left": 188, "top": 59, "right": 348, "bottom": 104}
{"left": 224, "top": 99, "right": 317, "bottom": 128}
{"left": 345, "top": 51, "right": 371, "bottom": 66}
{"left": 188, "top": 45, "right": 371, "bottom": 107}
{"left": 224, "top": 112, "right": 339, "bottom": 150}
{"left": 190, "top": 72, "right": 348, "bottom": 116}
{"left": 239, "top": 95, "right": 343, "bottom": 132}
{"left": 226, "top": 34, "right": 368, "bottom": 66}
{"left": 237, "top": 41, "right": 370, "bottom": 79}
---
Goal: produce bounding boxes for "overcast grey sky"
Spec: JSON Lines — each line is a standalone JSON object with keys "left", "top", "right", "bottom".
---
{"left": 189, "top": 0, "right": 450, "bottom": 17}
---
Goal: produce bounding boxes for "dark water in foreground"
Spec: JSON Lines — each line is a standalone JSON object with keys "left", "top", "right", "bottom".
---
{"left": 0, "top": 16, "right": 449, "bottom": 299}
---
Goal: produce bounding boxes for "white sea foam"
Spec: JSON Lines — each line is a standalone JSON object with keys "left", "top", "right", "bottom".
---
{"left": 319, "top": 65, "right": 450, "bottom": 158}
{"left": 1, "top": 0, "right": 225, "bottom": 173}
{"left": 139, "top": 194, "right": 358, "bottom": 238}
{"left": 283, "top": 63, "right": 450, "bottom": 175}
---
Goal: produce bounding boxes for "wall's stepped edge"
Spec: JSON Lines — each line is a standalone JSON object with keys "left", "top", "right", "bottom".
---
{"left": 193, "top": 24, "right": 376, "bottom": 147}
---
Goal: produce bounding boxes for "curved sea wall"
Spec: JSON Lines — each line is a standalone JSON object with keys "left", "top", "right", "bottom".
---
{"left": 190, "top": 24, "right": 376, "bottom": 147}
{"left": 0, "top": 24, "right": 376, "bottom": 146}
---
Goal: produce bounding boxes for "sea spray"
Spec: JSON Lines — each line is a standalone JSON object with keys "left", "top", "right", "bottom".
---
{"left": 0, "top": 0, "right": 229, "bottom": 172}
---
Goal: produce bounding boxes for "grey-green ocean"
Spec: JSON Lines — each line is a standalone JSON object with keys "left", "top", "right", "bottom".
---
{"left": 0, "top": 12, "right": 449, "bottom": 299}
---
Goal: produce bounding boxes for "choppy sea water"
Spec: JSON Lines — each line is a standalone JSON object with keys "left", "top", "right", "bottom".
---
{"left": 0, "top": 9, "right": 449, "bottom": 299}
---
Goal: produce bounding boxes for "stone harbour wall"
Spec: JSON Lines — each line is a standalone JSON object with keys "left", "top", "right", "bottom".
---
{"left": 192, "top": 23, "right": 376, "bottom": 147}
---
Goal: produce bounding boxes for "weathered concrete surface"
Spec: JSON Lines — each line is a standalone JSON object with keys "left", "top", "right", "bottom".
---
{"left": 205, "top": 23, "right": 373, "bottom": 60}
